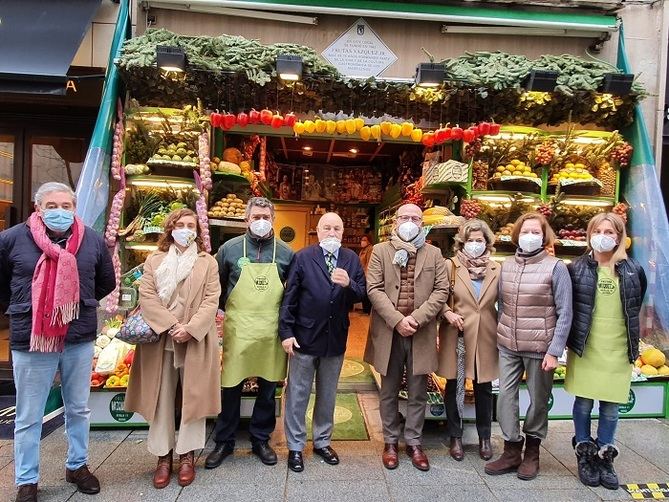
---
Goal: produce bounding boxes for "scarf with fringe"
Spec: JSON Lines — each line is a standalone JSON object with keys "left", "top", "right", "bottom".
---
{"left": 155, "top": 243, "right": 199, "bottom": 306}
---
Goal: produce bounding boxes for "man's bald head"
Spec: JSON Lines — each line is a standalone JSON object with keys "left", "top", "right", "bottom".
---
{"left": 317, "top": 212, "right": 344, "bottom": 242}
{"left": 395, "top": 204, "right": 423, "bottom": 231}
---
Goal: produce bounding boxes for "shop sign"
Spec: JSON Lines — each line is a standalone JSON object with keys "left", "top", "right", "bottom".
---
{"left": 322, "top": 18, "right": 397, "bottom": 78}
{"left": 109, "top": 393, "right": 134, "bottom": 423}
{"left": 618, "top": 389, "right": 636, "bottom": 414}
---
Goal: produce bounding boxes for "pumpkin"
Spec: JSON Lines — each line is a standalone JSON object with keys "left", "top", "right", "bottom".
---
{"left": 222, "top": 148, "right": 243, "bottom": 164}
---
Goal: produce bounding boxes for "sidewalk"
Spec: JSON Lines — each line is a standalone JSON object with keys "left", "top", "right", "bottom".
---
{"left": 1, "top": 391, "right": 668, "bottom": 502}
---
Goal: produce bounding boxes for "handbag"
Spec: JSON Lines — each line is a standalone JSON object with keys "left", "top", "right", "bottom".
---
{"left": 117, "top": 306, "right": 160, "bottom": 344}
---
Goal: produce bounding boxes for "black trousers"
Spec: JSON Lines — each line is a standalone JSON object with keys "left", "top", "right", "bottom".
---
{"left": 361, "top": 295, "right": 372, "bottom": 314}
{"left": 212, "top": 377, "right": 277, "bottom": 446}
{"left": 444, "top": 378, "right": 493, "bottom": 439}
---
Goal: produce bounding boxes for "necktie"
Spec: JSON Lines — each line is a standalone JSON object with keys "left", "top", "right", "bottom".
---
{"left": 326, "top": 253, "right": 336, "bottom": 274}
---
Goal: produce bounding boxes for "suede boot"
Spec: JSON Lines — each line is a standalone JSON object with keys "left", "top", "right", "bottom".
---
{"left": 573, "top": 438, "right": 600, "bottom": 487}
{"left": 517, "top": 436, "right": 541, "bottom": 480}
{"left": 597, "top": 444, "right": 620, "bottom": 490}
{"left": 484, "top": 438, "right": 524, "bottom": 475}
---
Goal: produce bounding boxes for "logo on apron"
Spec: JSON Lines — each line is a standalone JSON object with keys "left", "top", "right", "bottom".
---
{"left": 254, "top": 275, "right": 270, "bottom": 291}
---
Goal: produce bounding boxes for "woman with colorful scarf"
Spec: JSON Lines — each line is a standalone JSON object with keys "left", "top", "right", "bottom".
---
{"left": 124, "top": 209, "right": 221, "bottom": 490}
{"left": 438, "top": 219, "right": 500, "bottom": 462}
{"left": 1, "top": 182, "right": 115, "bottom": 502}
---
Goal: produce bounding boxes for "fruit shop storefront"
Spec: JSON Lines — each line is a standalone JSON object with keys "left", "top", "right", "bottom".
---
{"left": 74, "top": 13, "right": 669, "bottom": 425}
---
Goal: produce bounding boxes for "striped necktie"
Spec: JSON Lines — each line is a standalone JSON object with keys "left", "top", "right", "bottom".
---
{"left": 326, "top": 253, "right": 336, "bottom": 274}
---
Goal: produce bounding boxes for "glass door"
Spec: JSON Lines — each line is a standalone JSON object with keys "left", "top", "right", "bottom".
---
{"left": 0, "top": 134, "right": 16, "bottom": 370}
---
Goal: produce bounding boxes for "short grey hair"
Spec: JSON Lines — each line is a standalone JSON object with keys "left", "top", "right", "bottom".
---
{"left": 34, "top": 182, "right": 77, "bottom": 206}
{"left": 245, "top": 197, "right": 274, "bottom": 219}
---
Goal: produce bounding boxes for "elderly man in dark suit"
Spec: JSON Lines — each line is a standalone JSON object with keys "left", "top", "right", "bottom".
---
{"left": 279, "top": 212, "right": 366, "bottom": 473}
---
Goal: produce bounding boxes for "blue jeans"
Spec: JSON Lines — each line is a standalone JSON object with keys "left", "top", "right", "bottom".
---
{"left": 12, "top": 342, "right": 94, "bottom": 486}
{"left": 572, "top": 396, "right": 619, "bottom": 446}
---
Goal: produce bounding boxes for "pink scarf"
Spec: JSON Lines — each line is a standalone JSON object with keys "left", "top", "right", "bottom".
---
{"left": 28, "top": 212, "right": 85, "bottom": 352}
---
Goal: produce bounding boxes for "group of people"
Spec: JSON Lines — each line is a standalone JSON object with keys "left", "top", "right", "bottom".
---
{"left": 1, "top": 182, "right": 646, "bottom": 502}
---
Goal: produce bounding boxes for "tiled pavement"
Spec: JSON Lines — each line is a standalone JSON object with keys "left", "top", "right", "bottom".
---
{"left": 1, "top": 392, "right": 668, "bottom": 501}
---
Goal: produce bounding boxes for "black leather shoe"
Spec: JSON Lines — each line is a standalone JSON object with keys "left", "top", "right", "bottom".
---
{"left": 205, "top": 442, "right": 234, "bottom": 469}
{"left": 16, "top": 484, "right": 37, "bottom": 502}
{"left": 66, "top": 465, "right": 100, "bottom": 494}
{"left": 288, "top": 450, "right": 304, "bottom": 472}
{"left": 252, "top": 440, "right": 278, "bottom": 465}
{"left": 313, "top": 446, "right": 340, "bottom": 465}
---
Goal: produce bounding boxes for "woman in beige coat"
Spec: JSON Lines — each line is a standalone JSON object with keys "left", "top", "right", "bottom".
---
{"left": 125, "top": 208, "right": 221, "bottom": 489}
{"left": 438, "top": 219, "right": 499, "bottom": 462}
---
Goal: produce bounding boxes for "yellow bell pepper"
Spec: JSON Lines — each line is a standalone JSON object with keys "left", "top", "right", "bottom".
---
{"left": 293, "top": 122, "right": 305, "bottom": 135}
{"left": 336, "top": 120, "right": 347, "bottom": 134}
{"left": 345, "top": 119, "right": 357, "bottom": 135}
{"left": 303, "top": 120, "right": 316, "bottom": 134}
{"left": 401, "top": 122, "right": 414, "bottom": 137}
{"left": 380, "top": 121, "right": 392, "bottom": 136}
{"left": 390, "top": 123, "right": 402, "bottom": 139}
{"left": 360, "top": 126, "right": 371, "bottom": 141}
{"left": 354, "top": 117, "right": 365, "bottom": 131}
{"left": 370, "top": 124, "right": 381, "bottom": 140}
{"left": 411, "top": 128, "right": 423, "bottom": 142}
{"left": 315, "top": 119, "right": 327, "bottom": 134}
{"left": 326, "top": 120, "right": 337, "bottom": 134}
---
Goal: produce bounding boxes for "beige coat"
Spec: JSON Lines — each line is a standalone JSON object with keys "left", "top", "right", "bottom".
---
{"left": 437, "top": 256, "right": 500, "bottom": 383}
{"left": 363, "top": 241, "right": 449, "bottom": 376}
{"left": 125, "top": 250, "right": 222, "bottom": 424}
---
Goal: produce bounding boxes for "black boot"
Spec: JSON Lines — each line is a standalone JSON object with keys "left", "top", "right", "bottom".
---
{"left": 597, "top": 444, "right": 620, "bottom": 490}
{"left": 573, "top": 438, "right": 600, "bottom": 487}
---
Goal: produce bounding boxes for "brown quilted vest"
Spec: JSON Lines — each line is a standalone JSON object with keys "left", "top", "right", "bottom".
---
{"left": 497, "top": 251, "right": 558, "bottom": 353}
{"left": 397, "top": 255, "right": 416, "bottom": 315}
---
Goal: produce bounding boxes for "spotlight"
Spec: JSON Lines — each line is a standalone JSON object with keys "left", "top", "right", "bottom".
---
{"left": 415, "top": 63, "right": 445, "bottom": 88}
{"left": 156, "top": 46, "right": 187, "bottom": 73}
{"left": 599, "top": 73, "right": 634, "bottom": 95}
{"left": 522, "top": 70, "right": 558, "bottom": 92}
{"left": 276, "top": 55, "right": 303, "bottom": 81}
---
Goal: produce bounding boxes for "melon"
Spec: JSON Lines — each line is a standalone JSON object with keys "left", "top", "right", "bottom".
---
{"left": 657, "top": 365, "right": 669, "bottom": 376}
{"left": 222, "top": 147, "right": 243, "bottom": 164}
{"left": 640, "top": 364, "right": 659, "bottom": 376}
{"left": 640, "top": 348, "right": 666, "bottom": 368}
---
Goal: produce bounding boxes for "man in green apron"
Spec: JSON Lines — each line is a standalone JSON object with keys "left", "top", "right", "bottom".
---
{"left": 206, "top": 197, "right": 294, "bottom": 469}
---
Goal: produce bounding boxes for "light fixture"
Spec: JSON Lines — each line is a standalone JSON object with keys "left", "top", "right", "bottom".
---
{"left": 349, "top": 148, "right": 359, "bottom": 154}
{"left": 276, "top": 55, "right": 303, "bottom": 81}
{"left": 128, "top": 177, "right": 196, "bottom": 190}
{"left": 302, "top": 146, "right": 312, "bottom": 151}
{"left": 522, "top": 70, "right": 558, "bottom": 92}
{"left": 125, "top": 243, "right": 159, "bottom": 252}
{"left": 156, "top": 46, "right": 187, "bottom": 72}
{"left": 440, "top": 25, "right": 607, "bottom": 39}
{"left": 599, "top": 73, "right": 634, "bottom": 95}
{"left": 415, "top": 63, "right": 445, "bottom": 88}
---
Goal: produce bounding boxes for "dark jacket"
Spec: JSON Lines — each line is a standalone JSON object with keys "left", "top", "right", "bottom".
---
{"left": 567, "top": 253, "right": 647, "bottom": 362}
{"left": 0, "top": 222, "right": 116, "bottom": 351}
{"left": 216, "top": 232, "right": 294, "bottom": 308}
{"left": 279, "top": 244, "right": 366, "bottom": 357}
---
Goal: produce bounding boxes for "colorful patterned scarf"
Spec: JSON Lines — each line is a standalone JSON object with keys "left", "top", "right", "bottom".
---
{"left": 28, "top": 212, "right": 84, "bottom": 352}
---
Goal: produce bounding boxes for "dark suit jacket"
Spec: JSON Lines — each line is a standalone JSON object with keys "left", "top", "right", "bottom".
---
{"left": 279, "top": 244, "right": 366, "bottom": 357}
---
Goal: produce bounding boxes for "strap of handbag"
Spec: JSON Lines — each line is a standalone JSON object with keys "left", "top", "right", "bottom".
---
{"left": 448, "top": 258, "right": 464, "bottom": 338}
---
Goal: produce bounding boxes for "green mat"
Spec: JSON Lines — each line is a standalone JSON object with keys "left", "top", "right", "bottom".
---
{"left": 338, "top": 358, "right": 374, "bottom": 384}
{"left": 306, "top": 392, "right": 369, "bottom": 441}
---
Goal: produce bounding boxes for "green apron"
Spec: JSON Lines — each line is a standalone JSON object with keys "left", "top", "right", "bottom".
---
{"left": 221, "top": 237, "right": 287, "bottom": 388}
{"left": 565, "top": 266, "right": 632, "bottom": 403}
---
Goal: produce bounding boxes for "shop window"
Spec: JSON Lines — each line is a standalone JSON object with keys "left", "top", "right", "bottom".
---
{"left": 30, "top": 136, "right": 86, "bottom": 199}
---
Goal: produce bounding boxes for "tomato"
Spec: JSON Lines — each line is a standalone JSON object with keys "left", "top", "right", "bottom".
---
{"left": 236, "top": 112, "right": 249, "bottom": 127}
{"left": 260, "top": 109, "right": 274, "bottom": 125}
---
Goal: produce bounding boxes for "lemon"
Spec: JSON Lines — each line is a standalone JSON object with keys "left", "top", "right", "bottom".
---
{"left": 565, "top": 162, "right": 575, "bottom": 169}
{"left": 511, "top": 159, "right": 521, "bottom": 166}
{"left": 496, "top": 166, "right": 505, "bottom": 173}
{"left": 512, "top": 170, "right": 523, "bottom": 176}
{"left": 502, "top": 170, "right": 512, "bottom": 176}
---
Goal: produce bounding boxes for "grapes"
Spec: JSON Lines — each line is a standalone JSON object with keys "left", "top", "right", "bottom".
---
{"left": 613, "top": 202, "right": 628, "bottom": 223}
{"left": 460, "top": 199, "right": 482, "bottom": 219}
{"left": 611, "top": 142, "right": 633, "bottom": 167}
{"left": 464, "top": 139, "right": 482, "bottom": 160}
{"left": 536, "top": 141, "right": 556, "bottom": 166}
{"left": 538, "top": 204, "right": 553, "bottom": 219}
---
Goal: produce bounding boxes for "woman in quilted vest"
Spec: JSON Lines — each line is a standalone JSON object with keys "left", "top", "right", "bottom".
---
{"left": 125, "top": 209, "right": 221, "bottom": 490}
{"left": 485, "top": 212, "right": 573, "bottom": 481}
{"left": 564, "top": 212, "right": 646, "bottom": 490}
{"left": 437, "top": 219, "right": 500, "bottom": 462}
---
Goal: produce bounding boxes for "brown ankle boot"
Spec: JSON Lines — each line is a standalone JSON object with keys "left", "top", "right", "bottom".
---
{"left": 178, "top": 451, "right": 195, "bottom": 487}
{"left": 485, "top": 438, "right": 524, "bottom": 475}
{"left": 517, "top": 436, "right": 541, "bottom": 480}
{"left": 153, "top": 451, "right": 173, "bottom": 489}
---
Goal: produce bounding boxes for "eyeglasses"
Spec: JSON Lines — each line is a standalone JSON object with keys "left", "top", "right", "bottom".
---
{"left": 397, "top": 215, "right": 422, "bottom": 223}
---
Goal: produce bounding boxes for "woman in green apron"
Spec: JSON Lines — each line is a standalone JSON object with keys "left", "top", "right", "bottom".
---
{"left": 565, "top": 212, "right": 646, "bottom": 490}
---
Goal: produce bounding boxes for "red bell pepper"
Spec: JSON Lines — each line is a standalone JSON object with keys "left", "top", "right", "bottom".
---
{"left": 478, "top": 121, "right": 491, "bottom": 135}
{"left": 451, "top": 126, "right": 464, "bottom": 141}
{"left": 249, "top": 109, "right": 261, "bottom": 124}
{"left": 270, "top": 115, "right": 284, "bottom": 129}
{"left": 260, "top": 109, "right": 274, "bottom": 125}
{"left": 463, "top": 129, "right": 476, "bottom": 143}
{"left": 284, "top": 112, "right": 297, "bottom": 127}
{"left": 489, "top": 122, "right": 501, "bottom": 135}
{"left": 421, "top": 132, "right": 436, "bottom": 147}
{"left": 237, "top": 112, "right": 249, "bottom": 127}
{"left": 222, "top": 113, "right": 236, "bottom": 130}
{"left": 210, "top": 113, "right": 222, "bottom": 128}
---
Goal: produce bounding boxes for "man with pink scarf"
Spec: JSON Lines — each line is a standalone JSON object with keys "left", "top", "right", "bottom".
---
{"left": 0, "top": 182, "right": 115, "bottom": 502}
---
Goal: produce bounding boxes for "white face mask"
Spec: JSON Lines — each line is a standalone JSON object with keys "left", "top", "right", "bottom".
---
{"left": 249, "top": 219, "right": 272, "bottom": 238}
{"left": 172, "top": 228, "right": 196, "bottom": 247}
{"left": 590, "top": 234, "right": 617, "bottom": 253}
{"left": 398, "top": 221, "right": 420, "bottom": 242}
{"left": 464, "top": 241, "right": 486, "bottom": 258}
{"left": 518, "top": 233, "right": 543, "bottom": 253}
{"left": 320, "top": 237, "right": 341, "bottom": 254}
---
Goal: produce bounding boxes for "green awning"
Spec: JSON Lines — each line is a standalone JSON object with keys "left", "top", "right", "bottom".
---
{"left": 160, "top": 0, "right": 618, "bottom": 32}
